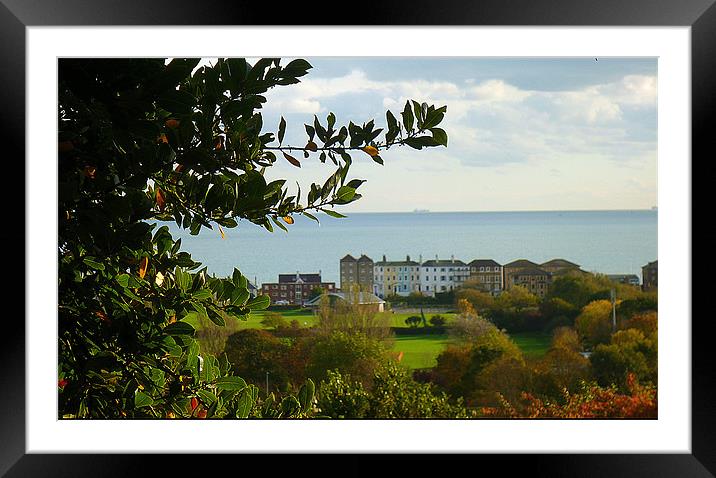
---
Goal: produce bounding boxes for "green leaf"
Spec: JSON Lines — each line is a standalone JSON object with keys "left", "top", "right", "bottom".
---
{"left": 235, "top": 389, "right": 254, "bottom": 418}
{"left": 322, "top": 209, "right": 347, "bottom": 219}
{"left": 191, "top": 301, "right": 209, "bottom": 319}
{"left": 214, "top": 376, "right": 247, "bottom": 391}
{"left": 430, "top": 127, "right": 448, "bottom": 147}
{"left": 280, "top": 396, "right": 301, "bottom": 417}
{"left": 231, "top": 287, "right": 250, "bottom": 306}
{"left": 298, "top": 379, "right": 315, "bottom": 413}
{"left": 163, "top": 321, "right": 195, "bottom": 336}
{"left": 278, "top": 117, "right": 286, "bottom": 145}
{"left": 134, "top": 390, "right": 153, "bottom": 408}
{"left": 335, "top": 186, "right": 356, "bottom": 202}
{"left": 246, "top": 294, "right": 271, "bottom": 310}
{"left": 192, "top": 289, "right": 213, "bottom": 300}
{"left": 402, "top": 101, "right": 414, "bottom": 132}
{"left": 157, "top": 90, "right": 196, "bottom": 114}
{"left": 116, "top": 274, "right": 130, "bottom": 287}
{"left": 83, "top": 257, "right": 105, "bottom": 271}
{"left": 206, "top": 306, "right": 226, "bottom": 327}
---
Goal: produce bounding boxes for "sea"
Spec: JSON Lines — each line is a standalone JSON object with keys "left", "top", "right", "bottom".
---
{"left": 156, "top": 209, "right": 657, "bottom": 287}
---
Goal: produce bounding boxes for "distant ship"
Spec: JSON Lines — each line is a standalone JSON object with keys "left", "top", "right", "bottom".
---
{"left": 413, "top": 209, "right": 430, "bottom": 213}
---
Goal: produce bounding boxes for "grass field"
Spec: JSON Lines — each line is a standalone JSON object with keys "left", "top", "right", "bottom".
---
{"left": 509, "top": 332, "right": 552, "bottom": 358}
{"left": 389, "top": 334, "right": 450, "bottom": 369}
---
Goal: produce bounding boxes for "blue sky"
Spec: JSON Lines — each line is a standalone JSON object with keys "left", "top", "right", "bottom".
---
{"left": 251, "top": 57, "right": 657, "bottom": 212}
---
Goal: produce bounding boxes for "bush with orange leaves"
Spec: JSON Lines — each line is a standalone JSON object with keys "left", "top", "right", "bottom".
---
{"left": 480, "top": 372, "right": 656, "bottom": 418}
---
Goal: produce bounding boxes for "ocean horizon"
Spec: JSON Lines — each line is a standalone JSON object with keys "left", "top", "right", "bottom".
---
{"left": 156, "top": 209, "right": 657, "bottom": 287}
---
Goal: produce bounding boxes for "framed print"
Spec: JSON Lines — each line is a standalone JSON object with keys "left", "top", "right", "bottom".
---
{"left": 3, "top": 0, "right": 711, "bottom": 475}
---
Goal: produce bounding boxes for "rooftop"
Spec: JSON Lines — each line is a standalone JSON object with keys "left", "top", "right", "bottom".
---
{"left": 504, "top": 259, "right": 539, "bottom": 268}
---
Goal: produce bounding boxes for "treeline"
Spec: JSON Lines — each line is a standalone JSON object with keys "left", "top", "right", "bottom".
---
{"left": 215, "top": 280, "right": 657, "bottom": 418}
{"left": 455, "top": 272, "right": 657, "bottom": 335}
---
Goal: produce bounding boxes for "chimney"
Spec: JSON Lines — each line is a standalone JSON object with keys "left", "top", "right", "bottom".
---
{"left": 451, "top": 254, "right": 455, "bottom": 263}
{"left": 383, "top": 254, "right": 386, "bottom": 262}
{"left": 319, "top": 269, "right": 322, "bottom": 279}
{"left": 435, "top": 254, "right": 438, "bottom": 261}
{"left": 296, "top": 270, "right": 300, "bottom": 281}
{"left": 406, "top": 255, "right": 410, "bottom": 262}
{"left": 419, "top": 254, "right": 423, "bottom": 264}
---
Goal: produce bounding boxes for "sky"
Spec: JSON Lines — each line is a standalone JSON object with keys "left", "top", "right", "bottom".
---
{"left": 235, "top": 57, "right": 658, "bottom": 213}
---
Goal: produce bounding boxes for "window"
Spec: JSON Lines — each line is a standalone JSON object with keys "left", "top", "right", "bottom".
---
{"left": 480, "top": 267, "right": 484, "bottom": 272}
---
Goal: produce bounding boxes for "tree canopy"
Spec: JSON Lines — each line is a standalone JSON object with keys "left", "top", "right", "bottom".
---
{"left": 57, "top": 58, "right": 448, "bottom": 418}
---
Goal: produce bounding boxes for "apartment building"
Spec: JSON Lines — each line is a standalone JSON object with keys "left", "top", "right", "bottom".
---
{"left": 261, "top": 272, "right": 335, "bottom": 305}
{"left": 339, "top": 254, "right": 374, "bottom": 292}
{"left": 468, "top": 259, "right": 503, "bottom": 294}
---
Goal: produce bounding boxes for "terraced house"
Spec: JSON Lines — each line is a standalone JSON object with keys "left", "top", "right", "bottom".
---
{"left": 419, "top": 256, "right": 470, "bottom": 297}
{"left": 468, "top": 259, "right": 503, "bottom": 294}
{"left": 373, "top": 255, "right": 421, "bottom": 298}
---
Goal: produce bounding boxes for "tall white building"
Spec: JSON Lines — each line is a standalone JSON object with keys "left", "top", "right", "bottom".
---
{"left": 419, "top": 255, "right": 470, "bottom": 297}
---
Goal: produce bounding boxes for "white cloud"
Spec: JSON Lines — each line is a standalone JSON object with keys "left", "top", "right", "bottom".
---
{"left": 260, "top": 65, "right": 656, "bottom": 211}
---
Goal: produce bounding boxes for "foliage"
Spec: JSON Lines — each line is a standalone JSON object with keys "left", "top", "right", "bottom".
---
{"left": 624, "top": 311, "right": 657, "bottom": 336}
{"left": 531, "top": 327, "right": 591, "bottom": 400}
{"left": 574, "top": 300, "right": 614, "bottom": 349}
{"left": 405, "top": 315, "right": 422, "bottom": 328}
{"left": 222, "top": 329, "right": 294, "bottom": 393}
{"left": 317, "top": 363, "right": 470, "bottom": 419}
{"left": 429, "top": 315, "right": 447, "bottom": 327}
{"left": 495, "top": 285, "right": 539, "bottom": 311}
{"left": 58, "top": 57, "right": 447, "bottom": 418}
{"left": 590, "top": 327, "right": 657, "bottom": 392}
{"left": 304, "top": 332, "right": 389, "bottom": 387}
{"left": 456, "top": 288, "right": 496, "bottom": 311}
{"left": 618, "top": 298, "right": 658, "bottom": 322}
{"left": 315, "top": 370, "right": 371, "bottom": 419}
{"left": 482, "top": 373, "right": 657, "bottom": 418}
{"left": 433, "top": 326, "right": 524, "bottom": 405}
{"left": 539, "top": 297, "right": 579, "bottom": 328}
{"left": 548, "top": 272, "right": 648, "bottom": 311}
{"left": 260, "top": 311, "right": 288, "bottom": 330}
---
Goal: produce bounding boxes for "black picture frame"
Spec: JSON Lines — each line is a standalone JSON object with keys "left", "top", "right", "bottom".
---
{"left": 2, "top": 0, "right": 709, "bottom": 475}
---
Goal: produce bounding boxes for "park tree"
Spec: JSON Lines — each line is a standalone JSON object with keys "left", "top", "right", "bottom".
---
{"left": 57, "top": 58, "right": 448, "bottom": 418}
{"left": 495, "top": 285, "right": 539, "bottom": 311}
{"left": 304, "top": 331, "right": 389, "bottom": 387}
{"left": 590, "top": 327, "right": 657, "bottom": 392}
{"left": 574, "top": 299, "right": 614, "bottom": 349}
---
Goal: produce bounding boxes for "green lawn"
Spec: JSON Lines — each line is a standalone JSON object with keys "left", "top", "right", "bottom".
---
{"left": 509, "top": 332, "right": 552, "bottom": 358}
{"left": 387, "top": 330, "right": 552, "bottom": 370}
{"left": 232, "top": 308, "right": 319, "bottom": 329}
{"left": 389, "top": 334, "right": 451, "bottom": 369}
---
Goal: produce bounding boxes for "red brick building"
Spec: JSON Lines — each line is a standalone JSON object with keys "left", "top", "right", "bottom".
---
{"left": 261, "top": 272, "right": 336, "bottom": 305}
